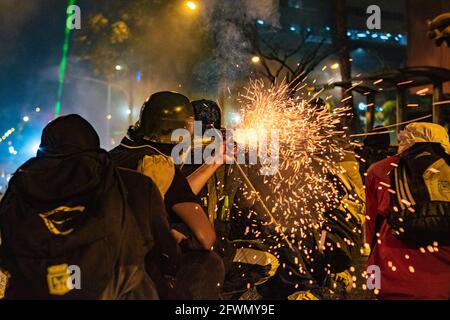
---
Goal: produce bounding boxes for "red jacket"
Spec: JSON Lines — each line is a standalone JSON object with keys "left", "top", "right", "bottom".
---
{"left": 365, "top": 156, "right": 450, "bottom": 300}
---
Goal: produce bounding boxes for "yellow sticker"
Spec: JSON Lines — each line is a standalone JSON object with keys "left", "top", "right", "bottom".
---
{"left": 47, "top": 264, "right": 72, "bottom": 296}
{"left": 0, "top": 269, "right": 9, "bottom": 299}
{"left": 39, "top": 206, "right": 85, "bottom": 236}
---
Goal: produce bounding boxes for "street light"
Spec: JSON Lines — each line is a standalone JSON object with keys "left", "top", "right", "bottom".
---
{"left": 330, "top": 63, "right": 340, "bottom": 70}
{"left": 115, "top": 65, "right": 123, "bottom": 71}
{"left": 251, "top": 56, "right": 261, "bottom": 64}
{"left": 23, "top": 116, "right": 30, "bottom": 122}
{"left": 186, "top": 1, "right": 197, "bottom": 11}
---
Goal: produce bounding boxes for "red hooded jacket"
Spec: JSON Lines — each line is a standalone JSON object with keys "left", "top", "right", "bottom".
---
{"left": 365, "top": 156, "right": 450, "bottom": 300}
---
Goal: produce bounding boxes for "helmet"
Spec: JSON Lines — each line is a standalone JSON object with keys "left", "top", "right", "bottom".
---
{"left": 191, "top": 99, "right": 222, "bottom": 134}
{"left": 131, "top": 91, "right": 194, "bottom": 144}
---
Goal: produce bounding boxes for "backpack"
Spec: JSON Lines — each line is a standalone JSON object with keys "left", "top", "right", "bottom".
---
{"left": 388, "top": 142, "right": 450, "bottom": 246}
{"left": 0, "top": 151, "right": 150, "bottom": 299}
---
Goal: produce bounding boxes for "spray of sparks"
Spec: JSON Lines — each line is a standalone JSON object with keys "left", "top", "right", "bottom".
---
{"left": 228, "top": 79, "right": 365, "bottom": 287}
{"left": 236, "top": 79, "right": 350, "bottom": 227}
{"left": 228, "top": 77, "right": 436, "bottom": 295}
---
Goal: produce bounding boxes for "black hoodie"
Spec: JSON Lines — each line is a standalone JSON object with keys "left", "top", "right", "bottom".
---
{"left": 0, "top": 115, "right": 178, "bottom": 299}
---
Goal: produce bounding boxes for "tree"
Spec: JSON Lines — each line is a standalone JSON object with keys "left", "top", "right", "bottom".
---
{"left": 75, "top": 0, "right": 207, "bottom": 91}
{"left": 244, "top": 22, "right": 331, "bottom": 96}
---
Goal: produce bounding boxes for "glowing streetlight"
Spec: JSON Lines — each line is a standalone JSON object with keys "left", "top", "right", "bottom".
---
{"left": 106, "top": 114, "right": 112, "bottom": 120}
{"left": 251, "top": 56, "right": 261, "bottom": 64}
{"left": 186, "top": 1, "right": 197, "bottom": 11}
{"left": 35, "top": 107, "right": 41, "bottom": 113}
{"left": 115, "top": 65, "right": 123, "bottom": 71}
{"left": 330, "top": 63, "right": 340, "bottom": 70}
{"left": 23, "top": 116, "right": 30, "bottom": 122}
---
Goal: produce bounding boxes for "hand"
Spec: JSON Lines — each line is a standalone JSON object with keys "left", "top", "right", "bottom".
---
{"left": 208, "top": 138, "right": 235, "bottom": 166}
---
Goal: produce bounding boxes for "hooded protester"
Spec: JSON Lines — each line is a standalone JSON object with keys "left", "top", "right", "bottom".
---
{"left": 0, "top": 114, "right": 176, "bottom": 299}
{"left": 110, "top": 92, "right": 225, "bottom": 299}
{"left": 365, "top": 122, "right": 450, "bottom": 300}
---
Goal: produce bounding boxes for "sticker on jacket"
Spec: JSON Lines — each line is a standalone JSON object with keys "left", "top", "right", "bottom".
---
{"left": 39, "top": 206, "right": 86, "bottom": 236}
{"left": 0, "top": 269, "right": 9, "bottom": 299}
{"left": 47, "top": 264, "right": 72, "bottom": 296}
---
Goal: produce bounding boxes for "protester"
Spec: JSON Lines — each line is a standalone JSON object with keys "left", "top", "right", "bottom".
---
{"left": 365, "top": 122, "right": 450, "bottom": 299}
{"left": 110, "top": 91, "right": 225, "bottom": 299}
{"left": 0, "top": 115, "right": 165, "bottom": 299}
{"left": 188, "top": 99, "right": 279, "bottom": 299}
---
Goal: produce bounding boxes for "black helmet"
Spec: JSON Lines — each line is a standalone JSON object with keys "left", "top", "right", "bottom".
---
{"left": 130, "top": 91, "right": 194, "bottom": 144}
{"left": 191, "top": 99, "right": 222, "bottom": 134}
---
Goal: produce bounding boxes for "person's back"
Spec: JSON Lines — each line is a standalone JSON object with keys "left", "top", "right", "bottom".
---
{"left": 116, "top": 167, "right": 181, "bottom": 298}
{"left": 365, "top": 123, "right": 450, "bottom": 300}
{"left": 0, "top": 115, "right": 157, "bottom": 299}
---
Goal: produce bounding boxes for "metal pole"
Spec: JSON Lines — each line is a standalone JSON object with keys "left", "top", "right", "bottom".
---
{"left": 396, "top": 88, "right": 407, "bottom": 132}
{"left": 233, "top": 160, "right": 295, "bottom": 252}
{"left": 107, "top": 82, "right": 112, "bottom": 148}
{"left": 432, "top": 82, "right": 443, "bottom": 126}
{"left": 365, "top": 93, "right": 375, "bottom": 132}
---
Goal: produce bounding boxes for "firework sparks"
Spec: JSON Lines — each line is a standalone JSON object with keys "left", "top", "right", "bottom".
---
{"left": 234, "top": 79, "right": 350, "bottom": 251}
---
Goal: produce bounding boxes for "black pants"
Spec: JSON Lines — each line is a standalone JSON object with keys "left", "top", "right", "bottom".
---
{"left": 169, "top": 251, "right": 225, "bottom": 300}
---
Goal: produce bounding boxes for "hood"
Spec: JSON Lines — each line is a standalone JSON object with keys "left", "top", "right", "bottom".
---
{"left": 398, "top": 122, "right": 450, "bottom": 154}
{"left": 12, "top": 115, "right": 107, "bottom": 207}
{"left": 37, "top": 114, "right": 100, "bottom": 156}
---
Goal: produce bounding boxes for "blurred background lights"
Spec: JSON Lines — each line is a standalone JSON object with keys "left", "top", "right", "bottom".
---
{"left": 186, "top": 1, "right": 197, "bottom": 11}
{"left": 31, "top": 142, "right": 40, "bottom": 154}
{"left": 8, "top": 146, "right": 17, "bottom": 155}
{"left": 0, "top": 128, "right": 15, "bottom": 143}
{"left": 330, "top": 63, "right": 340, "bottom": 70}
{"left": 229, "top": 112, "right": 242, "bottom": 124}
{"left": 251, "top": 56, "right": 261, "bottom": 64}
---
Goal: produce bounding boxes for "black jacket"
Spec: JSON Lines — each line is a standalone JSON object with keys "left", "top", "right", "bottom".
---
{"left": 0, "top": 115, "right": 177, "bottom": 299}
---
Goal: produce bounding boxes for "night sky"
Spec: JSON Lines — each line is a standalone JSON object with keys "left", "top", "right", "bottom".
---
{"left": 0, "top": 0, "right": 409, "bottom": 173}
{"left": 0, "top": 0, "right": 99, "bottom": 171}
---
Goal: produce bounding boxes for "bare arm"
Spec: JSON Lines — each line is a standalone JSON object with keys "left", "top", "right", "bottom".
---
{"left": 187, "top": 163, "right": 222, "bottom": 195}
{"left": 172, "top": 202, "right": 216, "bottom": 250}
{"left": 187, "top": 139, "right": 234, "bottom": 195}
